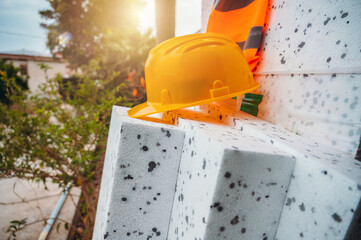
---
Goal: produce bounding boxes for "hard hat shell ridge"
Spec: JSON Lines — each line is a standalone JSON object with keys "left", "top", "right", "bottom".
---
{"left": 128, "top": 33, "right": 259, "bottom": 118}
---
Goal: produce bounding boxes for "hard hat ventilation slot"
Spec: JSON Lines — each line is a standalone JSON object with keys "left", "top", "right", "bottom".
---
{"left": 183, "top": 42, "right": 225, "bottom": 53}
{"left": 163, "top": 35, "right": 232, "bottom": 56}
{"left": 164, "top": 39, "right": 195, "bottom": 55}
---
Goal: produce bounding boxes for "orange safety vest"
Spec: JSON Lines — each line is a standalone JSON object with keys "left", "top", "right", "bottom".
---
{"left": 207, "top": 0, "right": 268, "bottom": 70}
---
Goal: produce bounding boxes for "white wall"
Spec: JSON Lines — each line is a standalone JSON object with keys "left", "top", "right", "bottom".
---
{"left": 175, "top": 0, "right": 202, "bottom": 36}
{"left": 201, "top": 0, "right": 213, "bottom": 33}
{"left": 12, "top": 60, "right": 68, "bottom": 93}
{"left": 201, "top": 0, "right": 361, "bottom": 155}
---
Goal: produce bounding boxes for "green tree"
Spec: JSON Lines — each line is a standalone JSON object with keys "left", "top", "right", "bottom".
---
{"left": 1, "top": 65, "right": 130, "bottom": 239}
{"left": 40, "top": 0, "right": 155, "bottom": 103}
{"left": 39, "top": 0, "right": 154, "bottom": 71}
{"left": 0, "top": 60, "right": 29, "bottom": 105}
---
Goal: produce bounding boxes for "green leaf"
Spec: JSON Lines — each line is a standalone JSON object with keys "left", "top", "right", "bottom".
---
{"left": 56, "top": 222, "right": 61, "bottom": 233}
{"left": 64, "top": 223, "right": 69, "bottom": 231}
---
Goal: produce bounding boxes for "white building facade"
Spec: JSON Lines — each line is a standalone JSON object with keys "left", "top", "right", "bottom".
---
{"left": 0, "top": 50, "right": 70, "bottom": 93}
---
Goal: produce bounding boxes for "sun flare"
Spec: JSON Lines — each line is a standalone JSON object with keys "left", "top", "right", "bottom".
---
{"left": 137, "top": 0, "right": 156, "bottom": 35}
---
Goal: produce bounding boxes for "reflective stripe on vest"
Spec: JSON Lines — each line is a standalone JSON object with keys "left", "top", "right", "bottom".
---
{"left": 207, "top": 0, "right": 268, "bottom": 70}
{"left": 214, "top": 0, "right": 256, "bottom": 12}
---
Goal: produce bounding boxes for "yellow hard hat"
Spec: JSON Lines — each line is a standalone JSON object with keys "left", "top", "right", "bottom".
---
{"left": 128, "top": 33, "right": 259, "bottom": 118}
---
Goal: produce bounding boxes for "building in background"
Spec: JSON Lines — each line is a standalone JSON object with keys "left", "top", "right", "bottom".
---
{"left": 0, "top": 50, "right": 70, "bottom": 93}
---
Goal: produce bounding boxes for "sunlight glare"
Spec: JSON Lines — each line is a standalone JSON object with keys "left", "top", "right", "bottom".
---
{"left": 58, "top": 31, "right": 72, "bottom": 47}
{"left": 137, "top": 0, "right": 156, "bottom": 35}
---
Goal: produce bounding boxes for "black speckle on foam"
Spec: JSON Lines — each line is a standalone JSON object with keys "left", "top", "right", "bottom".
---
{"left": 324, "top": 17, "right": 331, "bottom": 25}
{"left": 286, "top": 198, "right": 292, "bottom": 206}
{"left": 213, "top": 202, "right": 220, "bottom": 208}
{"left": 332, "top": 213, "right": 342, "bottom": 222}
{"left": 124, "top": 175, "right": 134, "bottom": 180}
{"left": 281, "top": 56, "right": 286, "bottom": 64}
{"left": 142, "top": 146, "right": 149, "bottom": 151}
{"left": 178, "top": 193, "right": 184, "bottom": 202}
{"left": 148, "top": 161, "right": 157, "bottom": 172}
{"left": 224, "top": 172, "right": 231, "bottom": 178}
{"left": 230, "top": 216, "right": 239, "bottom": 225}
{"left": 299, "top": 203, "right": 306, "bottom": 211}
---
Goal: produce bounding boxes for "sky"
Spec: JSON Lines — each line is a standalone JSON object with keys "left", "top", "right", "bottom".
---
{"left": 0, "top": 0, "right": 201, "bottom": 56}
{"left": 0, "top": 0, "right": 51, "bottom": 55}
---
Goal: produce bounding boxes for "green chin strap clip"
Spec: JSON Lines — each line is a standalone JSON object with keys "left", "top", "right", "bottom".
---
{"left": 240, "top": 93, "right": 263, "bottom": 117}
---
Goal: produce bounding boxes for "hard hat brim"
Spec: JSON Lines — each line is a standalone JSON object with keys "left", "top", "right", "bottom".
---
{"left": 128, "top": 83, "right": 260, "bottom": 118}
